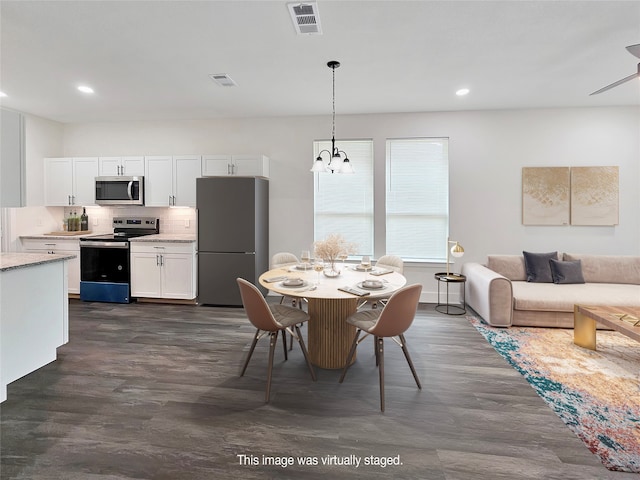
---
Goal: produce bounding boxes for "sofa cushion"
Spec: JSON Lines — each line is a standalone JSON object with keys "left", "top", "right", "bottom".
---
{"left": 549, "top": 259, "right": 585, "bottom": 284}
{"left": 486, "top": 255, "right": 526, "bottom": 281}
{"left": 511, "top": 282, "right": 640, "bottom": 312}
{"left": 563, "top": 254, "right": 640, "bottom": 285}
{"left": 523, "top": 251, "right": 558, "bottom": 283}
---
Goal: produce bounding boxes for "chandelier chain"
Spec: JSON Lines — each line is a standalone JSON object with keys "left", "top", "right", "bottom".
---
{"left": 332, "top": 64, "right": 336, "bottom": 140}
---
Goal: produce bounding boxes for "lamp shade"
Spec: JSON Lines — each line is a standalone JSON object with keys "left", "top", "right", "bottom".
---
{"left": 340, "top": 158, "right": 355, "bottom": 174}
{"left": 311, "top": 157, "right": 326, "bottom": 172}
{"left": 450, "top": 242, "right": 464, "bottom": 258}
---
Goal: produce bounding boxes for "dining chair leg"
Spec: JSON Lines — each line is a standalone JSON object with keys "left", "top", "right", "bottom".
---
{"left": 281, "top": 329, "right": 288, "bottom": 361}
{"left": 294, "top": 324, "right": 317, "bottom": 381}
{"left": 339, "top": 329, "right": 361, "bottom": 383}
{"left": 265, "top": 331, "right": 277, "bottom": 403}
{"left": 289, "top": 322, "right": 302, "bottom": 351}
{"left": 378, "top": 337, "right": 385, "bottom": 412}
{"left": 374, "top": 335, "right": 379, "bottom": 366}
{"left": 399, "top": 334, "right": 422, "bottom": 389}
{"left": 241, "top": 328, "right": 260, "bottom": 376}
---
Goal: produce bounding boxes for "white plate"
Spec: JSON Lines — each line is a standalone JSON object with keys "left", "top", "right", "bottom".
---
{"left": 281, "top": 278, "right": 306, "bottom": 288}
{"left": 295, "top": 263, "right": 312, "bottom": 270}
{"left": 353, "top": 265, "right": 372, "bottom": 271}
{"left": 357, "top": 280, "right": 384, "bottom": 290}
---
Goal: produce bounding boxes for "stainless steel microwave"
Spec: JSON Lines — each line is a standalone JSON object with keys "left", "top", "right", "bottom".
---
{"left": 95, "top": 176, "right": 144, "bottom": 206}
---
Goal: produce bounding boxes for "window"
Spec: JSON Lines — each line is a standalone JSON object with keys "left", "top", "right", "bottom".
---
{"left": 386, "top": 138, "right": 449, "bottom": 260}
{"left": 313, "top": 139, "right": 374, "bottom": 256}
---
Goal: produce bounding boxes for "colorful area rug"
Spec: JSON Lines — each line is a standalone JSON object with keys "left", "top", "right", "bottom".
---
{"left": 469, "top": 317, "right": 640, "bottom": 473}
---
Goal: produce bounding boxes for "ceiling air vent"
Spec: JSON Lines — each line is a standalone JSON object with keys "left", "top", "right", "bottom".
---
{"left": 287, "top": 2, "right": 322, "bottom": 35}
{"left": 209, "top": 74, "right": 237, "bottom": 87}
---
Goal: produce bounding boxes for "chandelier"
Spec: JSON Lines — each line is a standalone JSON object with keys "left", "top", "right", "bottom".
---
{"left": 311, "top": 61, "right": 354, "bottom": 174}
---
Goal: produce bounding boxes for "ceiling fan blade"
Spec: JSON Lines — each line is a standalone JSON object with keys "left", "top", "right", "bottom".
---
{"left": 626, "top": 44, "right": 640, "bottom": 59}
{"left": 590, "top": 69, "right": 640, "bottom": 96}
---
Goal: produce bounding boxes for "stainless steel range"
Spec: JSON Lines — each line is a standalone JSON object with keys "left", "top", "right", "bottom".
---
{"left": 79, "top": 216, "right": 159, "bottom": 303}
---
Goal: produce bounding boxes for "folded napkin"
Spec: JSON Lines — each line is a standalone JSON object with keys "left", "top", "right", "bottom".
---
{"left": 370, "top": 268, "right": 393, "bottom": 276}
{"left": 264, "top": 275, "right": 288, "bottom": 283}
{"left": 338, "top": 286, "right": 370, "bottom": 297}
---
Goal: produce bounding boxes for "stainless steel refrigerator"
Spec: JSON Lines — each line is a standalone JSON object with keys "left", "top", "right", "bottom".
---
{"left": 197, "top": 176, "right": 269, "bottom": 306}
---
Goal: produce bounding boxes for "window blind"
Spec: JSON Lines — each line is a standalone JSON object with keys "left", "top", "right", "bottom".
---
{"left": 313, "top": 139, "right": 374, "bottom": 256}
{"left": 386, "top": 138, "right": 449, "bottom": 260}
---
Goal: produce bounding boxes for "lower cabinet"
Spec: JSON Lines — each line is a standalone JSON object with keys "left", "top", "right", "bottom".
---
{"left": 130, "top": 242, "right": 196, "bottom": 300}
{"left": 21, "top": 238, "right": 81, "bottom": 294}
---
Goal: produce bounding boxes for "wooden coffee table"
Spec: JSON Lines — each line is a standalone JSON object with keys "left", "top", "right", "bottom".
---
{"left": 573, "top": 305, "right": 640, "bottom": 350}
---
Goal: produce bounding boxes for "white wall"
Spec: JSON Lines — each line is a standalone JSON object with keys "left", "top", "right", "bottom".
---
{"left": 61, "top": 106, "right": 640, "bottom": 262}
{"left": 18, "top": 106, "right": 640, "bottom": 300}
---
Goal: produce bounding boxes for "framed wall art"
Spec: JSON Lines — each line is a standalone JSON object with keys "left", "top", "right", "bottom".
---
{"left": 522, "top": 167, "right": 570, "bottom": 225}
{"left": 570, "top": 166, "right": 619, "bottom": 226}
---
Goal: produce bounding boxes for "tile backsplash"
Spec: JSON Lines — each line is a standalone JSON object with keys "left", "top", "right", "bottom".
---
{"left": 64, "top": 206, "right": 197, "bottom": 234}
{"left": 3, "top": 205, "right": 196, "bottom": 252}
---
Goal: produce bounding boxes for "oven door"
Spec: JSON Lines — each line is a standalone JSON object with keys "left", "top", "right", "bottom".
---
{"left": 80, "top": 241, "right": 131, "bottom": 303}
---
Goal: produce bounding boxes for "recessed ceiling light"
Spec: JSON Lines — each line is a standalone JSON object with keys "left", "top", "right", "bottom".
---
{"left": 0, "top": 91, "right": 6, "bottom": 97}
{"left": 456, "top": 88, "right": 470, "bottom": 96}
{"left": 77, "top": 85, "right": 94, "bottom": 94}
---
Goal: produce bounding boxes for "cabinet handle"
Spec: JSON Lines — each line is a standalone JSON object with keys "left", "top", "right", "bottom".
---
{"left": 156, "top": 254, "right": 160, "bottom": 267}
{"left": 160, "top": 255, "right": 164, "bottom": 267}
{"left": 68, "top": 195, "right": 72, "bottom": 205}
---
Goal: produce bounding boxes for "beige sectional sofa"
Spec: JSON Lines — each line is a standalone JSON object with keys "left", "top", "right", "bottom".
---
{"left": 461, "top": 253, "right": 640, "bottom": 328}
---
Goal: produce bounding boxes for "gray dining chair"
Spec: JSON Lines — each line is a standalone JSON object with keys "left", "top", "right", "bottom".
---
{"left": 271, "top": 252, "right": 307, "bottom": 350}
{"left": 237, "top": 278, "right": 316, "bottom": 403}
{"left": 361, "top": 254, "right": 405, "bottom": 309}
{"left": 376, "top": 255, "right": 404, "bottom": 274}
{"left": 271, "top": 252, "right": 301, "bottom": 307}
{"left": 339, "top": 283, "right": 422, "bottom": 412}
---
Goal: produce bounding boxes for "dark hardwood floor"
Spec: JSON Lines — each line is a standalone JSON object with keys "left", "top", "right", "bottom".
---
{"left": 1, "top": 299, "right": 636, "bottom": 480}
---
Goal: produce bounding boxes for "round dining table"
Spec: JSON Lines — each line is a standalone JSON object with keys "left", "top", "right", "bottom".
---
{"left": 259, "top": 264, "right": 407, "bottom": 369}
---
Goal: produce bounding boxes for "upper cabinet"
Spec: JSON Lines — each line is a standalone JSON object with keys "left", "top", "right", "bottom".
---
{"left": 44, "top": 157, "right": 99, "bottom": 206}
{"left": 202, "top": 154, "right": 269, "bottom": 178}
{"left": 98, "top": 156, "right": 145, "bottom": 177}
{"left": 0, "top": 109, "right": 25, "bottom": 208}
{"left": 144, "top": 155, "right": 201, "bottom": 207}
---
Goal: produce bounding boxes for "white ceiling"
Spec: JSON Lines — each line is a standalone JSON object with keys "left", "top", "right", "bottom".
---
{"left": 1, "top": 0, "right": 639, "bottom": 124}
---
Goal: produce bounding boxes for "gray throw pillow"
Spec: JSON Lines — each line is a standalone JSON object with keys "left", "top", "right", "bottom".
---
{"left": 549, "top": 259, "right": 585, "bottom": 284}
{"left": 522, "top": 251, "right": 558, "bottom": 283}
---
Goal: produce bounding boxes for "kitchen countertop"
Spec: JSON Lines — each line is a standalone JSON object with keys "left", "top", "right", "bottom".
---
{"left": 129, "top": 233, "right": 196, "bottom": 243}
{"left": 20, "top": 232, "right": 103, "bottom": 240}
{"left": 0, "top": 252, "right": 77, "bottom": 272}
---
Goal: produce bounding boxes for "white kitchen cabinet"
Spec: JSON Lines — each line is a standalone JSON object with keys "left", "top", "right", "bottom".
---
{"left": 130, "top": 242, "right": 196, "bottom": 300}
{"left": 44, "top": 157, "right": 99, "bottom": 206}
{"left": 21, "top": 238, "right": 81, "bottom": 294}
{"left": 202, "top": 154, "right": 269, "bottom": 177}
{"left": 144, "top": 155, "right": 201, "bottom": 206}
{"left": 98, "top": 156, "right": 145, "bottom": 176}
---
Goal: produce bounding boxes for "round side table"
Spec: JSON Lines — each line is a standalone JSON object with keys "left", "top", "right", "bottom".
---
{"left": 434, "top": 272, "right": 466, "bottom": 315}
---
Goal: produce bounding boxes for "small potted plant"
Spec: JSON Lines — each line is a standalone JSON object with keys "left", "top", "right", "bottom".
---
{"left": 313, "top": 234, "right": 357, "bottom": 277}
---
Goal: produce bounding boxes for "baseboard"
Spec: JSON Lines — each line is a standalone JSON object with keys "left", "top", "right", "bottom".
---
{"left": 134, "top": 297, "right": 198, "bottom": 305}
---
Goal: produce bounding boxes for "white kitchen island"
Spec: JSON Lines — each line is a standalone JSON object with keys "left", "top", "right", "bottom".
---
{"left": 0, "top": 252, "right": 74, "bottom": 402}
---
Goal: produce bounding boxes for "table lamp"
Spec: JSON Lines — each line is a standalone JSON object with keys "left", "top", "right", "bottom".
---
{"left": 446, "top": 237, "right": 464, "bottom": 277}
